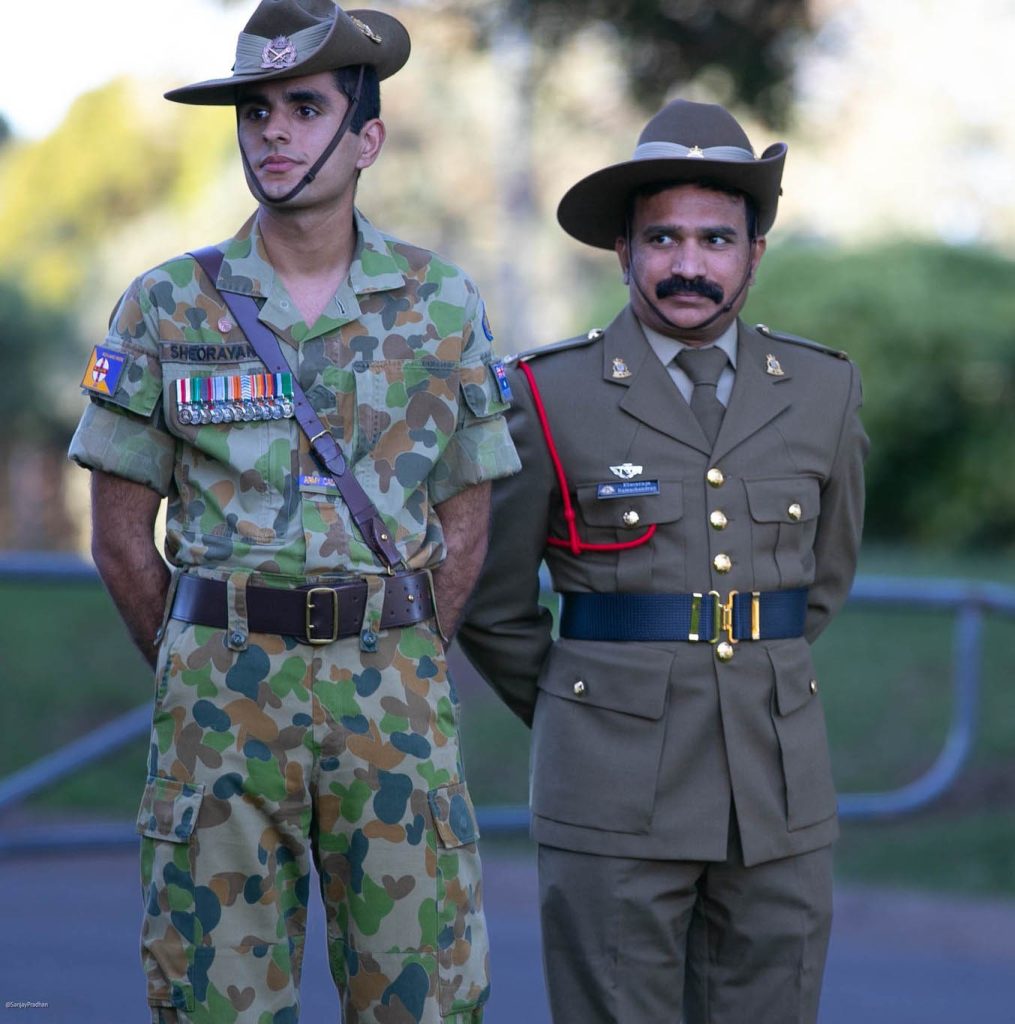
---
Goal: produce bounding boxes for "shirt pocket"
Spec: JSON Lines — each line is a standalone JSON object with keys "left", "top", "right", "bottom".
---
{"left": 161, "top": 360, "right": 291, "bottom": 543}
{"left": 531, "top": 638, "right": 674, "bottom": 834}
{"left": 574, "top": 478, "right": 683, "bottom": 542}
{"left": 350, "top": 358, "right": 461, "bottom": 487}
{"left": 745, "top": 476, "right": 821, "bottom": 586}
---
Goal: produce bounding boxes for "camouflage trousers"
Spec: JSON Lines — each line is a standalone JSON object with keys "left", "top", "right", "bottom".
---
{"left": 138, "top": 614, "right": 489, "bottom": 1024}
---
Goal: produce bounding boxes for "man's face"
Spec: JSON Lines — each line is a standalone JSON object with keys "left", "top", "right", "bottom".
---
{"left": 236, "top": 71, "right": 383, "bottom": 209}
{"left": 616, "top": 184, "right": 766, "bottom": 345}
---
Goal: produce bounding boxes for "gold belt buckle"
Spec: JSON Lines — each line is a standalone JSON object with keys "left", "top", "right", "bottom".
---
{"left": 305, "top": 587, "right": 340, "bottom": 645}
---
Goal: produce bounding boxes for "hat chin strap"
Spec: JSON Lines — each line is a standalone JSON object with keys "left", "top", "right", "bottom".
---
{"left": 238, "top": 65, "right": 365, "bottom": 206}
{"left": 626, "top": 221, "right": 755, "bottom": 336}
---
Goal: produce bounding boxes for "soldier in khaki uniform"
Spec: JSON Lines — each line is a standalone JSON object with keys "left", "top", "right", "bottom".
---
{"left": 68, "top": 2, "right": 520, "bottom": 1021}
{"left": 458, "top": 99, "right": 868, "bottom": 1023}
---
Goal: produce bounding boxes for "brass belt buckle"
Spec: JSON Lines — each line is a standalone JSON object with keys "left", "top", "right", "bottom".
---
{"left": 722, "top": 590, "right": 739, "bottom": 645}
{"left": 306, "top": 587, "right": 340, "bottom": 645}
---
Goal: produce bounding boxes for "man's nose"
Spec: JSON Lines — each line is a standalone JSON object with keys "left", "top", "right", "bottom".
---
{"left": 262, "top": 111, "right": 291, "bottom": 143}
{"left": 670, "top": 242, "right": 706, "bottom": 278}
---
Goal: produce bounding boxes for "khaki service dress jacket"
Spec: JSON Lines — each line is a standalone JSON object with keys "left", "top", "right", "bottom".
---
{"left": 459, "top": 307, "right": 868, "bottom": 867}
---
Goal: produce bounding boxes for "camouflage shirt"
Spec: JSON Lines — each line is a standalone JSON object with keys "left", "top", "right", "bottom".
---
{"left": 69, "top": 211, "right": 521, "bottom": 580}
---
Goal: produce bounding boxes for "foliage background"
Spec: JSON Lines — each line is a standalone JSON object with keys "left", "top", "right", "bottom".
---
{"left": 1, "top": 0, "right": 1014, "bottom": 900}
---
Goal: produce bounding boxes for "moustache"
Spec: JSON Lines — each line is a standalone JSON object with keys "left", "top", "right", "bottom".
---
{"left": 655, "top": 276, "right": 724, "bottom": 304}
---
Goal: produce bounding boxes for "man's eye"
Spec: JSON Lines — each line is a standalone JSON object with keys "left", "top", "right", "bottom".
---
{"left": 297, "top": 105, "right": 319, "bottom": 118}
{"left": 242, "top": 107, "right": 268, "bottom": 121}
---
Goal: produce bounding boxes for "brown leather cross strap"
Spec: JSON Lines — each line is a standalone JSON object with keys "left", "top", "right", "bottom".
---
{"left": 188, "top": 246, "right": 404, "bottom": 571}
{"left": 171, "top": 571, "right": 434, "bottom": 645}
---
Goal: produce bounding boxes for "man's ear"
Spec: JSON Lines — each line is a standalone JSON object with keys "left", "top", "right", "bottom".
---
{"left": 748, "top": 235, "right": 767, "bottom": 283}
{"left": 355, "top": 117, "right": 386, "bottom": 170}
{"left": 615, "top": 236, "right": 630, "bottom": 284}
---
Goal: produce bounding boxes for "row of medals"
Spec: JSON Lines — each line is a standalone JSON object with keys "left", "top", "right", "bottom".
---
{"left": 175, "top": 373, "right": 295, "bottom": 425}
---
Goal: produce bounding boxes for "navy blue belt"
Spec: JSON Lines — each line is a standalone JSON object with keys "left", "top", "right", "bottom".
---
{"left": 559, "top": 588, "right": 808, "bottom": 644}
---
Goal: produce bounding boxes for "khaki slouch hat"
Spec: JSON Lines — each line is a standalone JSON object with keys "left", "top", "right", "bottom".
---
{"left": 557, "top": 99, "right": 787, "bottom": 248}
{"left": 165, "top": 0, "right": 410, "bottom": 105}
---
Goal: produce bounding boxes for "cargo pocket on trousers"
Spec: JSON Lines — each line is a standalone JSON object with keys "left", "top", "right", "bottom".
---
{"left": 429, "top": 782, "right": 491, "bottom": 1017}
{"left": 137, "top": 775, "right": 206, "bottom": 1012}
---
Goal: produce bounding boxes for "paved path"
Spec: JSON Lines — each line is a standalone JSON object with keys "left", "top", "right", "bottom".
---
{"left": 1, "top": 844, "right": 1013, "bottom": 1022}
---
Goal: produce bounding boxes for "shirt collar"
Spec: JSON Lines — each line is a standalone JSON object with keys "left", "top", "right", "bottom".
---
{"left": 641, "top": 318, "right": 739, "bottom": 369}
{"left": 219, "top": 209, "right": 405, "bottom": 299}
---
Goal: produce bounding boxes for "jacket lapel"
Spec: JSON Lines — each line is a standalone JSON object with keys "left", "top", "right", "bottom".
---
{"left": 606, "top": 307, "right": 713, "bottom": 456}
{"left": 711, "top": 322, "right": 792, "bottom": 461}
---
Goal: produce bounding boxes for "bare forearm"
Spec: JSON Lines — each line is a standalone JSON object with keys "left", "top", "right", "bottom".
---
{"left": 91, "top": 471, "right": 170, "bottom": 670}
{"left": 432, "top": 482, "right": 491, "bottom": 642}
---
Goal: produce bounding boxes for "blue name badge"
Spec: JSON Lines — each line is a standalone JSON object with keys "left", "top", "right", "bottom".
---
{"left": 299, "top": 473, "right": 340, "bottom": 494}
{"left": 596, "top": 480, "right": 660, "bottom": 499}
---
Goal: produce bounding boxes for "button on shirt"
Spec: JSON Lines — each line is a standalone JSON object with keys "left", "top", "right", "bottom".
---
{"left": 641, "top": 320, "right": 738, "bottom": 407}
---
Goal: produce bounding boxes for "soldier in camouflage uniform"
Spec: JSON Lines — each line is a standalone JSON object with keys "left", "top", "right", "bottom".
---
{"left": 68, "top": 3, "right": 520, "bottom": 1022}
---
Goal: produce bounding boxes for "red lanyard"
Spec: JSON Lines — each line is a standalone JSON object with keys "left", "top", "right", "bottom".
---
{"left": 518, "top": 360, "right": 656, "bottom": 555}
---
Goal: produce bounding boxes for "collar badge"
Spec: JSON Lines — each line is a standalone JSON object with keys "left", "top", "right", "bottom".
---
{"left": 765, "top": 353, "right": 785, "bottom": 376}
{"left": 261, "top": 35, "right": 297, "bottom": 69}
{"left": 611, "top": 357, "right": 632, "bottom": 379}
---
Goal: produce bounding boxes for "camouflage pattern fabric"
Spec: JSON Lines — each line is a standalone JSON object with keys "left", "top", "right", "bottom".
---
{"left": 140, "top": 616, "right": 487, "bottom": 1023}
{"left": 69, "top": 210, "right": 520, "bottom": 578}
{"left": 67, "top": 210, "right": 518, "bottom": 1021}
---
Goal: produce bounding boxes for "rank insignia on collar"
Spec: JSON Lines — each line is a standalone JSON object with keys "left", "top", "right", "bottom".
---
{"left": 610, "top": 463, "right": 643, "bottom": 480}
{"left": 766, "top": 353, "right": 785, "bottom": 376}
{"left": 611, "top": 357, "right": 632, "bottom": 379}
{"left": 261, "top": 35, "right": 297, "bottom": 69}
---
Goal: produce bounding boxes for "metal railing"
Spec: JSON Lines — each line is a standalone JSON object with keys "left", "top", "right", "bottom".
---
{"left": 1, "top": 553, "right": 1008, "bottom": 854}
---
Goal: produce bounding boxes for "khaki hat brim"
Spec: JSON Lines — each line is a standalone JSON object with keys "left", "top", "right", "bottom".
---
{"left": 165, "top": 9, "right": 409, "bottom": 105}
{"left": 556, "top": 142, "right": 787, "bottom": 249}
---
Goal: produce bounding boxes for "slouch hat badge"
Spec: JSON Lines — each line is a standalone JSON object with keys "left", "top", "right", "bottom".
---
{"left": 261, "top": 35, "right": 297, "bottom": 68}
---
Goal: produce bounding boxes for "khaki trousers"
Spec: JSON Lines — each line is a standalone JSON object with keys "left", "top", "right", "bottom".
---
{"left": 537, "top": 819, "right": 832, "bottom": 1024}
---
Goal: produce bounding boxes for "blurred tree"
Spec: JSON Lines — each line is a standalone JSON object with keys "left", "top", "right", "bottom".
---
{"left": 386, "top": 0, "right": 812, "bottom": 124}
{"left": 0, "top": 79, "right": 233, "bottom": 307}
{"left": 744, "top": 240, "right": 1015, "bottom": 549}
{"left": 505, "top": 0, "right": 810, "bottom": 126}
{"left": 0, "top": 276, "right": 82, "bottom": 547}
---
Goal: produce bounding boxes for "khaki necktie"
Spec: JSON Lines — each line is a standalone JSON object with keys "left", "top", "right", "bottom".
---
{"left": 675, "top": 345, "right": 729, "bottom": 446}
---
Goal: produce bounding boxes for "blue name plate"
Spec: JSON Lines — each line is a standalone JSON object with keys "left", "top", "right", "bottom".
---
{"left": 596, "top": 480, "right": 660, "bottom": 499}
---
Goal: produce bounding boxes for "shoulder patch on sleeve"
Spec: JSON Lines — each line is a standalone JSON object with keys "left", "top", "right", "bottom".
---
{"left": 81, "top": 345, "right": 128, "bottom": 396}
{"left": 754, "top": 323, "right": 849, "bottom": 360}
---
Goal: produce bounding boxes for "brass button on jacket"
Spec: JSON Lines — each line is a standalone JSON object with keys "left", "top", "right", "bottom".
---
{"left": 622, "top": 509, "right": 640, "bottom": 527}
{"left": 573, "top": 680, "right": 587, "bottom": 696}
{"left": 716, "top": 641, "right": 735, "bottom": 662}
{"left": 709, "top": 510, "right": 728, "bottom": 530}
{"left": 713, "top": 553, "right": 732, "bottom": 574}
{"left": 707, "top": 467, "right": 725, "bottom": 487}
{"left": 788, "top": 502, "right": 803, "bottom": 521}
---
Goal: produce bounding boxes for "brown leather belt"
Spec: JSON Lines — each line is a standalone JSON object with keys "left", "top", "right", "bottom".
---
{"left": 171, "top": 571, "right": 435, "bottom": 645}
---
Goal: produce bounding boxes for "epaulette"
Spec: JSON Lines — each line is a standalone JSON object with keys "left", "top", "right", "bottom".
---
{"left": 754, "top": 323, "right": 849, "bottom": 360}
{"left": 505, "top": 327, "right": 604, "bottom": 365}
